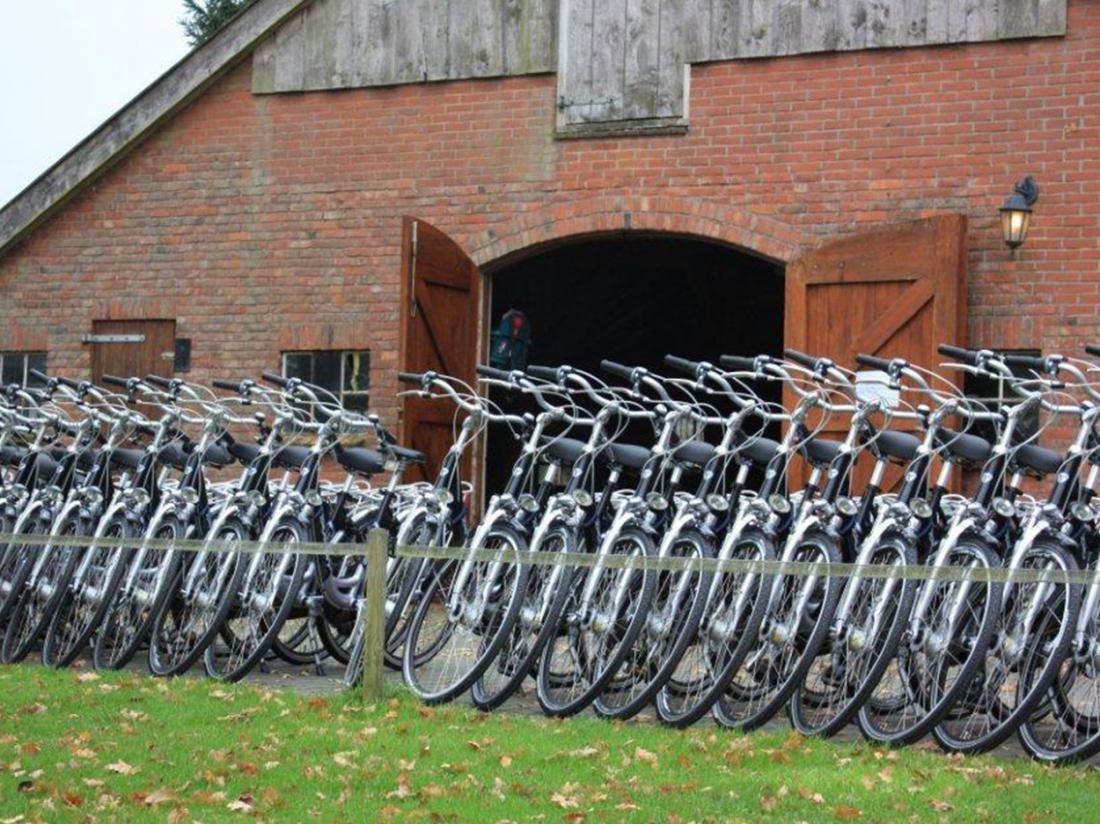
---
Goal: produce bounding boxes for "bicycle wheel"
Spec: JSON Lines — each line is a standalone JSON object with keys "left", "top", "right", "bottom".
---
{"left": 93, "top": 514, "right": 186, "bottom": 670}
{"left": 403, "top": 524, "right": 528, "bottom": 704}
{"left": 536, "top": 526, "right": 657, "bottom": 718}
{"left": 0, "top": 509, "right": 47, "bottom": 634}
{"left": 2, "top": 509, "right": 84, "bottom": 664}
{"left": 858, "top": 538, "right": 1002, "bottom": 746}
{"left": 595, "top": 528, "right": 714, "bottom": 720}
{"left": 935, "top": 539, "right": 1080, "bottom": 754}
{"left": 654, "top": 527, "right": 774, "bottom": 728}
{"left": 42, "top": 512, "right": 133, "bottom": 668}
{"left": 1018, "top": 579, "right": 1100, "bottom": 764}
{"left": 714, "top": 529, "right": 843, "bottom": 731}
{"left": 147, "top": 516, "right": 249, "bottom": 677}
{"left": 472, "top": 524, "right": 578, "bottom": 711}
{"left": 203, "top": 518, "right": 308, "bottom": 682}
{"left": 789, "top": 531, "right": 917, "bottom": 737}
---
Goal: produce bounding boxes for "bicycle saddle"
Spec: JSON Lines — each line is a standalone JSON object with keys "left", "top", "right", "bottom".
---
{"left": 1012, "top": 442, "right": 1063, "bottom": 477}
{"left": 389, "top": 444, "right": 426, "bottom": 465}
{"left": 935, "top": 428, "right": 992, "bottom": 466}
{"left": 273, "top": 445, "right": 311, "bottom": 470}
{"left": 873, "top": 430, "right": 921, "bottom": 463}
{"left": 542, "top": 436, "right": 586, "bottom": 466}
{"left": 741, "top": 436, "right": 780, "bottom": 466}
{"left": 335, "top": 446, "right": 386, "bottom": 477}
{"left": 800, "top": 438, "right": 842, "bottom": 467}
{"left": 109, "top": 448, "right": 145, "bottom": 470}
{"left": 671, "top": 440, "right": 715, "bottom": 467}
{"left": 605, "top": 443, "right": 651, "bottom": 471}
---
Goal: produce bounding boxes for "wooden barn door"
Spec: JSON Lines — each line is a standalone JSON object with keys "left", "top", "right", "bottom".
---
{"left": 398, "top": 217, "right": 481, "bottom": 485}
{"left": 784, "top": 215, "right": 968, "bottom": 487}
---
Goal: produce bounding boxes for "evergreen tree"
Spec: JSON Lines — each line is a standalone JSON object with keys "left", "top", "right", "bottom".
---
{"left": 181, "top": 0, "right": 251, "bottom": 47}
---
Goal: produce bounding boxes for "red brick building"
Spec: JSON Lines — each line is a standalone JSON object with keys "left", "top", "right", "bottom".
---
{"left": 0, "top": 0, "right": 1094, "bottom": 479}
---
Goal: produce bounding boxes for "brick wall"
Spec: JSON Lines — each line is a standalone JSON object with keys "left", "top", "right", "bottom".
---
{"left": 2, "top": 0, "right": 1099, "bottom": 433}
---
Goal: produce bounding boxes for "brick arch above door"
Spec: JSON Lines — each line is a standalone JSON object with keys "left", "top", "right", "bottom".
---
{"left": 463, "top": 194, "right": 805, "bottom": 270}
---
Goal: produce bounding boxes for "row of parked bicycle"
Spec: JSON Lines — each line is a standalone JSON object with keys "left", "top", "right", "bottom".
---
{"left": 391, "top": 344, "right": 1100, "bottom": 766}
{"left": 3, "top": 342, "right": 1100, "bottom": 764}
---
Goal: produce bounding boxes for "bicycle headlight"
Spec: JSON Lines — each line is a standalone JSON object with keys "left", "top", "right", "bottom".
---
{"left": 1071, "top": 501, "right": 1097, "bottom": 522}
{"left": 247, "top": 490, "right": 266, "bottom": 508}
{"left": 992, "top": 497, "right": 1016, "bottom": 519}
{"left": 645, "top": 492, "right": 669, "bottom": 512}
{"left": 705, "top": 493, "right": 729, "bottom": 513}
{"left": 572, "top": 489, "right": 594, "bottom": 508}
{"left": 434, "top": 488, "right": 455, "bottom": 507}
{"left": 517, "top": 493, "right": 540, "bottom": 513}
{"left": 179, "top": 487, "right": 200, "bottom": 505}
{"left": 835, "top": 496, "right": 859, "bottom": 517}
{"left": 305, "top": 490, "right": 324, "bottom": 508}
{"left": 767, "top": 494, "right": 791, "bottom": 515}
{"left": 909, "top": 497, "right": 934, "bottom": 520}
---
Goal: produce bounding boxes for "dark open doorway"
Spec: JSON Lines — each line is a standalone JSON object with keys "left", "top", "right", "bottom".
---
{"left": 484, "top": 233, "right": 785, "bottom": 495}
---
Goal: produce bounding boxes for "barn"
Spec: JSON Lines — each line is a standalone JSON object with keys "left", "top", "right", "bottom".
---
{"left": 0, "top": 0, "right": 1092, "bottom": 485}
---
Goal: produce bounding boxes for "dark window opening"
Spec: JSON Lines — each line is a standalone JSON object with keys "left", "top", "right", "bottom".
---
{"left": 1, "top": 351, "right": 47, "bottom": 387}
{"left": 485, "top": 235, "right": 785, "bottom": 495}
{"left": 282, "top": 350, "right": 371, "bottom": 411}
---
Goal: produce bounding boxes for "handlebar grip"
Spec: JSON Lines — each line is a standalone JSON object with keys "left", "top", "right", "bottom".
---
{"left": 261, "top": 371, "right": 290, "bottom": 388}
{"left": 1003, "top": 353, "right": 1048, "bottom": 372}
{"left": 855, "top": 353, "right": 892, "bottom": 371}
{"left": 600, "top": 360, "right": 635, "bottom": 381}
{"left": 719, "top": 355, "right": 758, "bottom": 371}
{"left": 937, "top": 344, "right": 979, "bottom": 365}
{"left": 212, "top": 379, "right": 243, "bottom": 392}
{"left": 783, "top": 348, "right": 818, "bottom": 368}
{"left": 527, "top": 365, "right": 560, "bottom": 381}
{"left": 145, "top": 375, "right": 173, "bottom": 389}
{"left": 397, "top": 372, "right": 424, "bottom": 385}
{"left": 476, "top": 365, "right": 512, "bottom": 381}
{"left": 28, "top": 369, "right": 51, "bottom": 385}
{"left": 101, "top": 375, "right": 131, "bottom": 390}
{"left": 663, "top": 355, "right": 700, "bottom": 375}
{"left": 1086, "top": 344, "right": 1100, "bottom": 358}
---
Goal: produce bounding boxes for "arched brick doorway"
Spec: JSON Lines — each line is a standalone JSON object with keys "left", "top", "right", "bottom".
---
{"left": 481, "top": 231, "right": 785, "bottom": 494}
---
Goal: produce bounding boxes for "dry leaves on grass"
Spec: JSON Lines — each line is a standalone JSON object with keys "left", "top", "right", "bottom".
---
{"left": 105, "top": 761, "right": 138, "bottom": 776}
{"left": 634, "top": 747, "right": 659, "bottom": 767}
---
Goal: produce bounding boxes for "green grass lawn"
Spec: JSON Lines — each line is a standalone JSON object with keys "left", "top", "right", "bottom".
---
{"left": 0, "top": 666, "right": 1096, "bottom": 823}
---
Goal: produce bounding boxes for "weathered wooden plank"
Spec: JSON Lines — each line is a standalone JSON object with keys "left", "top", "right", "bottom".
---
{"left": 586, "top": 0, "right": 626, "bottom": 121}
{"left": 557, "top": 0, "right": 594, "bottom": 123}
{"left": 944, "top": 0, "right": 969, "bottom": 43}
{"left": 301, "top": 0, "right": 340, "bottom": 88}
{"left": 392, "top": 0, "right": 429, "bottom": 83}
{"left": 271, "top": 11, "right": 306, "bottom": 89}
{"left": 709, "top": 0, "right": 742, "bottom": 56}
{"left": 900, "top": 0, "right": 929, "bottom": 45}
{"left": 450, "top": 0, "right": 503, "bottom": 77}
{"left": 623, "top": 0, "right": 661, "bottom": 119}
{"left": 363, "top": 0, "right": 396, "bottom": 83}
{"left": 329, "top": 0, "right": 358, "bottom": 87}
{"left": 799, "top": 0, "right": 839, "bottom": 52}
{"left": 773, "top": 0, "right": 802, "bottom": 54}
{"left": 1000, "top": 0, "right": 1038, "bottom": 38}
{"left": 1036, "top": 0, "right": 1067, "bottom": 34}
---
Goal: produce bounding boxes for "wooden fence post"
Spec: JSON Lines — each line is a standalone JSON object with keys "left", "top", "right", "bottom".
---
{"left": 362, "top": 528, "right": 388, "bottom": 701}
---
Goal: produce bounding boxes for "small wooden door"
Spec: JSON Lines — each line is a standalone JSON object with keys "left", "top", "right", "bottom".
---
{"left": 784, "top": 215, "right": 968, "bottom": 487}
{"left": 89, "top": 320, "right": 177, "bottom": 386}
{"left": 398, "top": 218, "right": 481, "bottom": 484}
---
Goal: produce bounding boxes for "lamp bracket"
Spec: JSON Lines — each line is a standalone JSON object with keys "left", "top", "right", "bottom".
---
{"left": 1014, "top": 176, "right": 1040, "bottom": 206}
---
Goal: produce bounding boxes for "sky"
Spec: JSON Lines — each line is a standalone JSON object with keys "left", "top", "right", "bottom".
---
{"left": 0, "top": 0, "right": 191, "bottom": 206}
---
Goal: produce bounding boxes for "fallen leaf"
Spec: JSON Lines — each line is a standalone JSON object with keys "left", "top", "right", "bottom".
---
{"left": 634, "top": 747, "right": 658, "bottom": 766}
{"left": 106, "top": 761, "right": 138, "bottom": 776}
{"left": 499, "top": 755, "right": 512, "bottom": 768}
{"left": 551, "top": 792, "right": 580, "bottom": 809}
{"left": 835, "top": 805, "right": 862, "bottom": 820}
{"left": 76, "top": 672, "right": 100, "bottom": 683}
{"left": 144, "top": 789, "right": 176, "bottom": 806}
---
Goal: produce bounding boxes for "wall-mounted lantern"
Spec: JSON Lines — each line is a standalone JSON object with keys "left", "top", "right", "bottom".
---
{"left": 1000, "top": 176, "right": 1039, "bottom": 250}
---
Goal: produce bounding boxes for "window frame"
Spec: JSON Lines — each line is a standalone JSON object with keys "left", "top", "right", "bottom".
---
{"left": 0, "top": 351, "right": 47, "bottom": 388}
{"left": 280, "top": 349, "right": 370, "bottom": 411}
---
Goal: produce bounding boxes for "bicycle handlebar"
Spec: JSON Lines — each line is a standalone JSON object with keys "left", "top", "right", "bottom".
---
{"left": 476, "top": 365, "right": 512, "bottom": 381}
{"left": 212, "top": 379, "right": 245, "bottom": 392}
{"left": 855, "top": 353, "right": 893, "bottom": 371}
{"left": 145, "top": 375, "right": 173, "bottom": 390}
{"left": 600, "top": 360, "right": 635, "bottom": 382}
{"left": 1003, "top": 353, "right": 1049, "bottom": 372}
{"left": 261, "top": 371, "right": 290, "bottom": 389}
{"left": 783, "top": 348, "right": 817, "bottom": 369}
{"left": 719, "top": 355, "right": 758, "bottom": 371}
{"left": 663, "top": 355, "right": 700, "bottom": 375}
{"left": 101, "top": 375, "right": 131, "bottom": 390}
